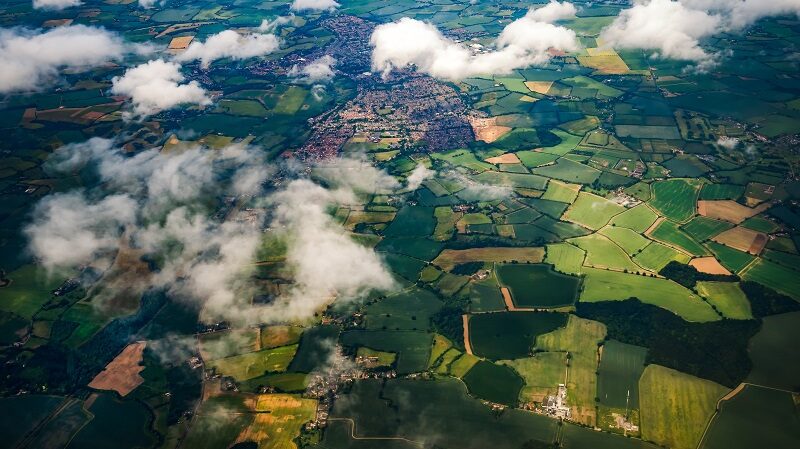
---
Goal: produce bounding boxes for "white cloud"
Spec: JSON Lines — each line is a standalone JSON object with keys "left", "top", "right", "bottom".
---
{"left": 263, "top": 179, "right": 396, "bottom": 320}
{"left": 32, "top": 0, "right": 81, "bottom": 10}
{"left": 683, "top": 0, "right": 800, "bottom": 29}
{"left": 0, "top": 25, "right": 132, "bottom": 93}
{"left": 259, "top": 15, "right": 295, "bottom": 33}
{"left": 370, "top": 2, "right": 579, "bottom": 81}
{"left": 111, "top": 59, "right": 210, "bottom": 118}
{"left": 28, "top": 139, "right": 397, "bottom": 324}
{"left": 291, "top": 0, "right": 340, "bottom": 12}
{"left": 405, "top": 164, "right": 433, "bottom": 190}
{"left": 600, "top": 0, "right": 721, "bottom": 63}
{"left": 25, "top": 192, "right": 137, "bottom": 270}
{"left": 314, "top": 155, "right": 401, "bottom": 193}
{"left": 176, "top": 30, "right": 280, "bottom": 69}
{"left": 716, "top": 136, "right": 740, "bottom": 149}
{"left": 527, "top": 0, "right": 578, "bottom": 22}
{"left": 138, "top": 0, "right": 163, "bottom": 8}
{"left": 289, "top": 55, "right": 336, "bottom": 83}
{"left": 601, "top": 0, "right": 800, "bottom": 66}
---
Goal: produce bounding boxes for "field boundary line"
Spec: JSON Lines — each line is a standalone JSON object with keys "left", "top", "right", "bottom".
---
{"left": 329, "top": 418, "right": 425, "bottom": 447}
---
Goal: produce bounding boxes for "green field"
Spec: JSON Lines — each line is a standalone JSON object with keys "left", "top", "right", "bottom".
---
{"left": 741, "top": 258, "right": 800, "bottom": 300}
{"left": 598, "top": 226, "right": 651, "bottom": 255}
{"left": 502, "top": 352, "right": 566, "bottom": 402}
{"left": 340, "top": 330, "right": 432, "bottom": 374}
{"left": 649, "top": 179, "right": 700, "bottom": 223}
{"left": 206, "top": 344, "right": 297, "bottom": 381}
{"left": 544, "top": 243, "right": 585, "bottom": 275}
{"left": 701, "top": 385, "right": 800, "bottom": 449}
{"left": 569, "top": 234, "right": 645, "bottom": 272}
{"left": 462, "top": 360, "right": 525, "bottom": 406}
{"left": 608, "top": 204, "right": 659, "bottom": 232}
{"left": 639, "top": 365, "right": 729, "bottom": 449}
{"left": 579, "top": 268, "right": 719, "bottom": 322}
{"left": 563, "top": 192, "right": 626, "bottom": 230}
{"left": 597, "top": 340, "right": 647, "bottom": 409}
{"left": 322, "top": 378, "right": 559, "bottom": 449}
{"left": 649, "top": 219, "right": 709, "bottom": 256}
{"left": 632, "top": 241, "right": 691, "bottom": 272}
{"left": 469, "top": 312, "right": 567, "bottom": 360}
{"left": 496, "top": 263, "right": 581, "bottom": 308}
{"left": 363, "top": 288, "right": 442, "bottom": 331}
{"left": 695, "top": 282, "right": 752, "bottom": 320}
{"left": 541, "top": 179, "right": 580, "bottom": 203}
{"left": 532, "top": 158, "right": 601, "bottom": 184}
{"left": 682, "top": 216, "right": 734, "bottom": 241}
{"left": 747, "top": 311, "right": 800, "bottom": 391}
{"left": 535, "top": 315, "right": 607, "bottom": 425}
{"left": 288, "top": 325, "right": 340, "bottom": 373}
{"left": 707, "top": 242, "right": 756, "bottom": 273}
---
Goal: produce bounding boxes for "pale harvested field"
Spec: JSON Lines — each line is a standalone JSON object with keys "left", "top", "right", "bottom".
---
{"left": 485, "top": 153, "right": 521, "bottom": 164}
{"left": 168, "top": 35, "right": 194, "bottom": 50}
{"left": 468, "top": 116, "right": 511, "bottom": 143}
{"left": 462, "top": 314, "right": 473, "bottom": 355}
{"left": 712, "top": 227, "right": 768, "bottom": 255}
{"left": 524, "top": 81, "right": 554, "bottom": 95}
{"left": 433, "top": 247, "right": 544, "bottom": 271}
{"left": 690, "top": 257, "right": 732, "bottom": 275}
{"left": 88, "top": 341, "right": 146, "bottom": 396}
{"left": 697, "top": 200, "right": 769, "bottom": 224}
{"left": 577, "top": 53, "right": 631, "bottom": 75}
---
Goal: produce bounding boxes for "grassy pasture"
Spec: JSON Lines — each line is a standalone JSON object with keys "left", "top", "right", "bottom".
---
{"left": 541, "top": 179, "right": 581, "bottom": 203}
{"left": 383, "top": 206, "right": 436, "bottom": 237}
{"left": 462, "top": 361, "right": 525, "bottom": 406}
{"left": 199, "top": 328, "right": 261, "bottom": 361}
{"left": 649, "top": 219, "right": 709, "bottom": 256}
{"left": 579, "top": 268, "right": 719, "bottom": 322}
{"left": 432, "top": 247, "right": 544, "bottom": 271}
{"left": 597, "top": 340, "right": 647, "bottom": 409}
{"left": 700, "top": 183, "right": 744, "bottom": 201}
{"left": 632, "top": 241, "right": 691, "bottom": 272}
{"left": 206, "top": 345, "right": 297, "bottom": 381}
{"left": 701, "top": 385, "right": 800, "bottom": 449}
{"left": 639, "top": 365, "right": 729, "bottom": 449}
{"left": 449, "top": 353, "right": 481, "bottom": 378}
{"left": 535, "top": 315, "right": 607, "bottom": 425}
{"left": 569, "top": 234, "right": 645, "bottom": 272}
{"left": 695, "top": 282, "right": 752, "bottom": 320}
{"left": 325, "top": 378, "right": 559, "bottom": 449}
{"left": 468, "top": 312, "right": 567, "bottom": 360}
{"left": 340, "top": 330, "right": 432, "bottom": 374}
{"left": 681, "top": 216, "right": 734, "bottom": 242}
{"left": 0, "top": 265, "right": 61, "bottom": 319}
{"left": 648, "top": 179, "right": 700, "bottom": 223}
{"left": 608, "top": 204, "right": 659, "bottom": 233}
{"left": 502, "top": 352, "right": 566, "bottom": 403}
{"left": 598, "top": 226, "right": 651, "bottom": 255}
{"left": 545, "top": 243, "right": 586, "bottom": 275}
{"left": 562, "top": 192, "right": 626, "bottom": 230}
{"left": 532, "top": 158, "right": 601, "bottom": 184}
{"left": 741, "top": 258, "right": 800, "bottom": 300}
{"left": 495, "top": 263, "right": 580, "bottom": 308}
{"left": 363, "top": 288, "right": 442, "bottom": 331}
{"left": 706, "top": 242, "right": 755, "bottom": 273}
